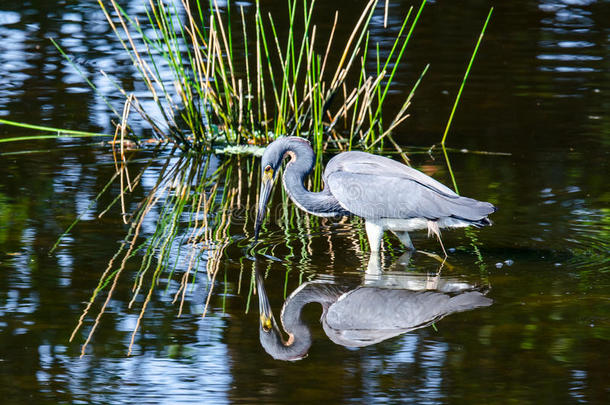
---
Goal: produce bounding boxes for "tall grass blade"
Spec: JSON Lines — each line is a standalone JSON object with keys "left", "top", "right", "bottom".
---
{"left": 441, "top": 7, "right": 493, "bottom": 147}
{"left": 441, "top": 7, "right": 494, "bottom": 193}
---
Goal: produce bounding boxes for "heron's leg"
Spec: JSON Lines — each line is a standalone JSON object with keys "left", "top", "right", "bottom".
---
{"left": 365, "top": 221, "right": 384, "bottom": 253}
{"left": 391, "top": 230, "right": 415, "bottom": 251}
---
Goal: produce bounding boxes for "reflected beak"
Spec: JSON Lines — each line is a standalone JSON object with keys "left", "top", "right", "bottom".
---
{"left": 255, "top": 268, "right": 273, "bottom": 332}
{"left": 254, "top": 172, "right": 274, "bottom": 241}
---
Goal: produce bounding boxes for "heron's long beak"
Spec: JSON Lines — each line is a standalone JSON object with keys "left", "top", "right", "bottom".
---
{"left": 254, "top": 170, "right": 275, "bottom": 241}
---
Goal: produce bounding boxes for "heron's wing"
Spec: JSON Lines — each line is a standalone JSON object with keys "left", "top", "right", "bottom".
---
{"left": 326, "top": 171, "right": 494, "bottom": 220}
{"left": 325, "top": 152, "right": 495, "bottom": 220}
{"left": 323, "top": 288, "right": 492, "bottom": 347}
{"left": 325, "top": 151, "right": 458, "bottom": 197}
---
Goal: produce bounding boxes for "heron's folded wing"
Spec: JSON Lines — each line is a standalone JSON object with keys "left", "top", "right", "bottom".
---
{"left": 326, "top": 171, "right": 493, "bottom": 220}
{"left": 325, "top": 151, "right": 459, "bottom": 198}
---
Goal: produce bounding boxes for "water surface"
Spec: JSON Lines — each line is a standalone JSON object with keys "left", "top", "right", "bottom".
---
{"left": 0, "top": 0, "right": 609, "bottom": 403}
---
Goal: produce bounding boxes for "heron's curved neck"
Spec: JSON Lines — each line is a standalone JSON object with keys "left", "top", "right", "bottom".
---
{"left": 282, "top": 146, "right": 344, "bottom": 217}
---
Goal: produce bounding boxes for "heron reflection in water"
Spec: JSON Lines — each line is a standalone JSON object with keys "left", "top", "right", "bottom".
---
{"left": 254, "top": 137, "right": 496, "bottom": 255}
{"left": 256, "top": 264, "right": 492, "bottom": 361}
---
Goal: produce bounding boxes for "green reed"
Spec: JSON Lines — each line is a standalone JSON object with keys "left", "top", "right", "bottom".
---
{"left": 441, "top": 7, "right": 494, "bottom": 194}
{"left": 0, "top": 118, "right": 114, "bottom": 143}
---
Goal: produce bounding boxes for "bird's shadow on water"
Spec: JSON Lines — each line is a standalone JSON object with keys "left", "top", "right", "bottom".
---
{"left": 252, "top": 252, "right": 493, "bottom": 361}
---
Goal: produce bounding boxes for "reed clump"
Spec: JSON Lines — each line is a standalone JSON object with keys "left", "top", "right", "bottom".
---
{"left": 94, "top": 0, "right": 427, "bottom": 155}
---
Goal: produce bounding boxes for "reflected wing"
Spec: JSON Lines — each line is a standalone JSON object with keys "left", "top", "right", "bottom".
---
{"left": 323, "top": 288, "right": 492, "bottom": 347}
{"left": 324, "top": 151, "right": 495, "bottom": 220}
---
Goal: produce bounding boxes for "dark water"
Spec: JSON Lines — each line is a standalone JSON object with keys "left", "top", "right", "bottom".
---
{"left": 1, "top": 0, "right": 609, "bottom": 403}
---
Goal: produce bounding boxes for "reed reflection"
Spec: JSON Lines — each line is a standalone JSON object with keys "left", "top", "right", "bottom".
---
{"left": 255, "top": 256, "right": 492, "bottom": 361}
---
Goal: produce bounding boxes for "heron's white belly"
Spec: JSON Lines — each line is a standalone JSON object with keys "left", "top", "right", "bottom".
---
{"left": 373, "top": 217, "right": 471, "bottom": 231}
{"left": 374, "top": 218, "right": 428, "bottom": 232}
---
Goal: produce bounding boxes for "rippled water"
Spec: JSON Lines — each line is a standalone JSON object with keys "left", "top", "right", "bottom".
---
{"left": 0, "top": 0, "right": 609, "bottom": 403}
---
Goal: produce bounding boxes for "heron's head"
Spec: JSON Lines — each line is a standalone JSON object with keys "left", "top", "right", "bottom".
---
{"left": 254, "top": 137, "right": 311, "bottom": 240}
{"left": 254, "top": 143, "right": 282, "bottom": 240}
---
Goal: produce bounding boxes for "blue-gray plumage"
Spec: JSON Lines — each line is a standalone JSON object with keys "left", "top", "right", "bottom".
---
{"left": 256, "top": 269, "right": 492, "bottom": 361}
{"left": 254, "top": 136, "right": 496, "bottom": 254}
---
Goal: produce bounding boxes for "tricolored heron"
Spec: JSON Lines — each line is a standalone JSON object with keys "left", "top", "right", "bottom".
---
{"left": 254, "top": 137, "right": 496, "bottom": 254}
{"left": 256, "top": 269, "right": 492, "bottom": 361}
